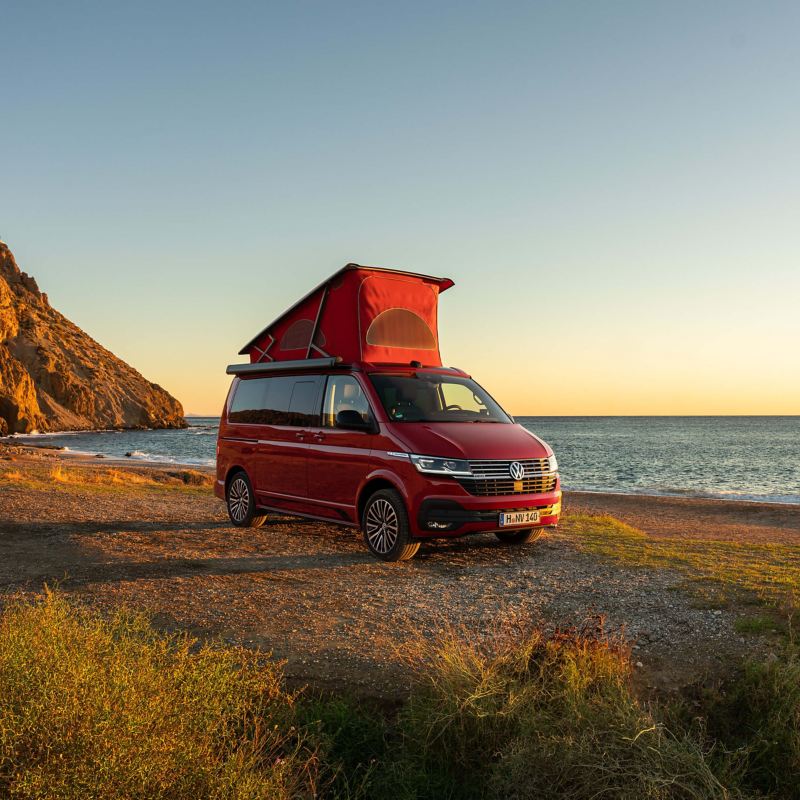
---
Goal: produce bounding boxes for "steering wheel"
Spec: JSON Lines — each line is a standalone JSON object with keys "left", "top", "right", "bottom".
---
{"left": 445, "top": 404, "right": 463, "bottom": 411}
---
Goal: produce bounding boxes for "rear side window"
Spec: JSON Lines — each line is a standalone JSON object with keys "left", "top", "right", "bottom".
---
{"left": 262, "top": 377, "right": 294, "bottom": 425}
{"left": 288, "top": 378, "right": 322, "bottom": 426}
{"left": 229, "top": 375, "right": 321, "bottom": 426}
{"left": 228, "top": 378, "right": 269, "bottom": 423}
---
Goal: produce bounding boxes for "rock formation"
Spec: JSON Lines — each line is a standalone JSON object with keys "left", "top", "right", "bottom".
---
{"left": 0, "top": 241, "right": 185, "bottom": 434}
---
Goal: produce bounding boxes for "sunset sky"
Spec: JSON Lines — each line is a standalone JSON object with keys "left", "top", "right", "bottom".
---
{"left": 2, "top": 1, "right": 798, "bottom": 416}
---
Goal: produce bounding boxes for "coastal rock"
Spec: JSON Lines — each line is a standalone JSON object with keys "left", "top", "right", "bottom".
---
{"left": 0, "top": 241, "right": 185, "bottom": 434}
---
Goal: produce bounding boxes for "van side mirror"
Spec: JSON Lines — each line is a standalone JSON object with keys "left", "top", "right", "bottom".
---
{"left": 336, "top": 409, "right": 374, "bottom": 432}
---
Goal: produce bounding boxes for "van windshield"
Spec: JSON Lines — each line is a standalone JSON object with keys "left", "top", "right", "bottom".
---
{"left": 369, "top": 373, "right": 511, "bottom": 423}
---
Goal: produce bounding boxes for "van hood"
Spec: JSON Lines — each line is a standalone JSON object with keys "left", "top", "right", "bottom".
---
{"left": 386, "top": 422, "right": 552, "bottom": 461}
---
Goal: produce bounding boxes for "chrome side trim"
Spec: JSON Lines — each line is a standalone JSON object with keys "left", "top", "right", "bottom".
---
{"left": 260, "top": 489, "right": 353, "bottom": 509}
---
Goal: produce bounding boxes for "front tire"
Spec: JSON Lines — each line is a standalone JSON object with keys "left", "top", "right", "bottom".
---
{"left": 494, "top": 527, "right": 544, "bottom": 545}
{"left": 362, "top": 489, "right": 419, "bottom": 562}
{"left": 226, "top": 472, "right": 267, "bottom": 528}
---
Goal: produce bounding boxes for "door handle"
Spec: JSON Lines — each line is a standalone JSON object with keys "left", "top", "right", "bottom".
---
{"left": 312, "top": 431, "right": 324, "bottom": 441}
{"left": 295, "top": 431, "right": 305, "bottom": 440}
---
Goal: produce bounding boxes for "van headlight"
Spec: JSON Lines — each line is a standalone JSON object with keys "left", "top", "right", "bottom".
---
{"left": 409, "top": 455, "right": 472, "bottom": 477}
{"left": 548, "top": 455, "right": 558, "bottom": 473}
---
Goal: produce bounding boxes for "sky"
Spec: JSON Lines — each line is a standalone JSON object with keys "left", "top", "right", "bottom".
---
{"left": 1, "top": 0, "right": 798, "bottom": 416}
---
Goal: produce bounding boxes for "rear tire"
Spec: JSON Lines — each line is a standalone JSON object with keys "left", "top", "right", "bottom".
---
{"left": 494, "top": 527, "right": 544, "bottom": 545}
{"left": 226, "top": 472, "right": 267, "bottom": 528}
{"left": 362, "top": 489, "right": 419, "bottom": 562}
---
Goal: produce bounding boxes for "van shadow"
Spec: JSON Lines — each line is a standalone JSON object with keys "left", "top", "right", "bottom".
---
{"left": 0, "top": 520, "right": 233, "bottom": 538}
{"left": 0, "top": 517, "right": 375, "bottom": 593}
{"left": 0, "top": 516, "right": 326, "bottom": 539}
{"left": 71, "top": 551, "right": 375, "bottom": 585}
{"left": 416, "top": 534, "right": 512, "bottom": 559}
{"left": 0, "top": 516, "right": 525, "bottom": 597}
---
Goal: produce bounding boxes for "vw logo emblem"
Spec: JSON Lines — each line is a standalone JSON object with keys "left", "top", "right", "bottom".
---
{"left": 509, "top": 462, "right": 525, "bottom": 480}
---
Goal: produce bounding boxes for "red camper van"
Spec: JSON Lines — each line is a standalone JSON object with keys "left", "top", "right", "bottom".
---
{"left": 215, "top": 264, "right": 561, "bottom": 561}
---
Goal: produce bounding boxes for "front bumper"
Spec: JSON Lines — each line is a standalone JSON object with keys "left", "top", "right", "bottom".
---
{"left": 415, "top": 491, "right": 562, "bottom": 538}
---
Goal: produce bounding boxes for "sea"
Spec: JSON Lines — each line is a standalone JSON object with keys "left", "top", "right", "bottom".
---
{"left": 11, "top": 416, "right": 800, "bottom": 505}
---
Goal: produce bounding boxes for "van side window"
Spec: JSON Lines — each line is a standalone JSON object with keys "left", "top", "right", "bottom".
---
{"left": 288, "top": 377, "right": 322, "bottom": 427}
{"left": 261, "top": 376, "right": 294, "bottom": 425}
{"left": 229, "top": 375, "right": 320, "bottom": 426}
{"left": 322, "top": 376, "right": 371, "bottom": 428}
{"left": 229, "top": 378, "right": 269, "bottom": 424}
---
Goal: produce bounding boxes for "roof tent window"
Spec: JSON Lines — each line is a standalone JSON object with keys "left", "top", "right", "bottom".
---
{"left": 279, "top": 319, "right": 327, "bottom": 351}
{"left": 365, "top": 308, "right": 436, "bottom": 350}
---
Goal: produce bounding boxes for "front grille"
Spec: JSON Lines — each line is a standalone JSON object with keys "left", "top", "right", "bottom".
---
{"left": 458, "top": 459, "right": 557, "bottom": 497}
{"left": 468, "top": 458, "right": 550, "bottom": 476}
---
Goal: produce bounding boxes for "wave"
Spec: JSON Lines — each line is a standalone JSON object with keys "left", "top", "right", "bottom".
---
{"left": 563, "top": 483, "right": 800, "bottom": 506}
{"left": 125, "top": 450, "right": 215, "bottom": 467}
{"left": 14, "top": 428, "right": 118, "bottom": 437}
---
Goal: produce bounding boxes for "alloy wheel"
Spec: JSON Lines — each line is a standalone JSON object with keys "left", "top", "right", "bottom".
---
{"left": 365, "top": 498, "right": 399, "bottom": 555}
{"left": 228, "top": 477, "right": 249, "bottom": 523}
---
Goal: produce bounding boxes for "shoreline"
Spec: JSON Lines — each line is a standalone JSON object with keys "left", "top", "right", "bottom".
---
{"left": 0, "top": 436, "right": 215, "bottom": 471}
{"left": 3, "top": 436, "right": 798, "bottom": 508}
{"left": 0, "top": 438, "right": 214, "bottom": 473}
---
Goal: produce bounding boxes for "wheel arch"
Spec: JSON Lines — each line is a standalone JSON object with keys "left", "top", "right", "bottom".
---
{"left": 224, "top": 465, "right": 249, "bottom": 494}
{"left": 357, "top": 475, "right": 407, "bottom": 524}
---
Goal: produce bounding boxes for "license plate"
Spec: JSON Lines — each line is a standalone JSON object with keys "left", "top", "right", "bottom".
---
{"left": 499, "top": 510, "right": 540, "bottom": 527}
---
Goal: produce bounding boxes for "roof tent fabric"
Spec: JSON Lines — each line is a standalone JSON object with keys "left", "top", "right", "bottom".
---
{"left": 240, "top": 264, "right": 454, "bottom": 366}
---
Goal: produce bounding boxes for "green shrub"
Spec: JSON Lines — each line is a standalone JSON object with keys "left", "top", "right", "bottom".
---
{"left": 706, "top": 646, "right": 800, "bottom": 799}
{"left": 297, "top": 696, "right": 387, "bottom": 799}
{"left": 0, "top": 590, "right": 319, "bottom": 799}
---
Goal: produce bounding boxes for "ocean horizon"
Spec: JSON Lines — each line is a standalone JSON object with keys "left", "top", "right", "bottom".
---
{"left": 12, "top": 415, "right": 800, "bottom": 505}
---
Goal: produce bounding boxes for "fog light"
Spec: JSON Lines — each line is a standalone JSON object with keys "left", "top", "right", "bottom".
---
{"left": 427, "top": 521, "right": 451, "bottom": 530}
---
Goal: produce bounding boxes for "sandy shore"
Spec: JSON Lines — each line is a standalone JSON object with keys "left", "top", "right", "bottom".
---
{"left": 2, "top": 441, "right": 798, "bottom": 697}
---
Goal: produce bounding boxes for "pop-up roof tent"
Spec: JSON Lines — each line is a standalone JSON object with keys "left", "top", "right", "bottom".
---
{"left": 235, "top": 264, "right": 454, "bottom": 370}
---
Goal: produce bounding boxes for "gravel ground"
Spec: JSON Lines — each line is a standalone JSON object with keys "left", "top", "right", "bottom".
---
{"left": 1, "top": 447, "right": 790, "bottom": 697}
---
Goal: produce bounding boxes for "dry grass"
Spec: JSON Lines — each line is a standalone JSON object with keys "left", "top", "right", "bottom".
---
{"left": 4, "top": 592, "right": 800, "bottom": 799}
{"left": 0, "top": 590, "right": 320, "bottom": 799}
{"left": 0, "top": 468, "right": 38, "bottom": 489}
{"left": 384, "top": 615, "right": 738, "bottom": 799}
{"left": 0, "top": 468, "right": 24, "bottom": 482}
{"left": 50, "top": 464, "right": 155, "bottom": 485}
{"left": 1, "top": 462, "right": 213, "bottom": 494}
{"left": 564, "top": 512, "right": 800, "bottom": 607}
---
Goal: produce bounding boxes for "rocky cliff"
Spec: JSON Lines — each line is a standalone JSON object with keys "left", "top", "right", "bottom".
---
{"left": 0, "top": 241, "right": 185, "bottom": 435}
